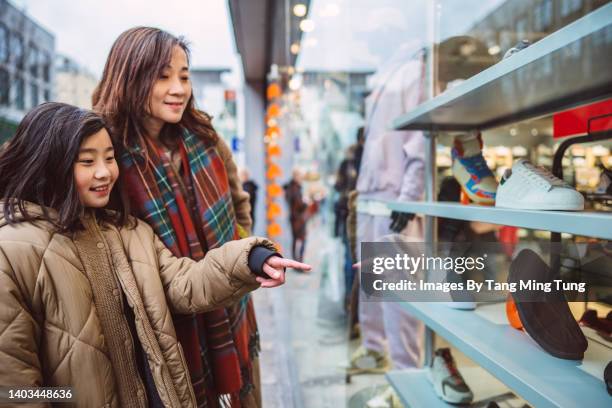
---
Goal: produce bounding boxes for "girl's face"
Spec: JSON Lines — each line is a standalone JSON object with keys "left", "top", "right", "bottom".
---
{"left": 146, "top": 45, "right": 192, "bottom": 135}
{"left": 74, "top": 129, "right": 119, "bottom": 208}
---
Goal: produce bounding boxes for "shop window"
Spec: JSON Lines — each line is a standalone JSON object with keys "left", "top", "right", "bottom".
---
{"left": 30, "top": 82, "right": 39, "bottom": 108}
{"left": 0, "top": 68, "right": 8, "bottom": 105}
{"left": 534, "top": 0, "right": 553, "bottom": 34}
{"left": 10, "top": 33, "right": 24, "bottom": 70}
{"left": 0, "top": 24, "right": 8, "bottom": 63}
{"left": 28, "top": 45, "right": 38, "bottom": 77}
{"left": 42, "top": 52, "right": 51, "bottom": 82}
{"left": 15, "top": 76, "right": 24, "bottom": 110}
{"left": 515, "top": 16, "right": 528, "bottom": 41}
{"left": 43, "top": 89, "right": 50, "bottom": 102}
{"left": 561, "top": 0, "right": 583, "bottom": 17}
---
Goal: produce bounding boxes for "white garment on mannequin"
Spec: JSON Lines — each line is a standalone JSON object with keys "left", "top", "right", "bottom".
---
{"left": 355, "top": 46, "right": 428, "bottom": 370}
{"left": 357, "top": 212, "right": 424, "bottom": 369}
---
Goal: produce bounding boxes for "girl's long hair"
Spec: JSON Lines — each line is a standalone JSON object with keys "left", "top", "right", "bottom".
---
{"left": 0, "top": 102, "right": 131, "bottom": 231}
{"left": 92, "top": 26, "right": 218, "bottom": 156}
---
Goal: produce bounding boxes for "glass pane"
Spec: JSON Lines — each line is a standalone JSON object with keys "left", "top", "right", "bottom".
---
{"left": 0, "top": 24, "right": 8, "bottom": 63}
{"left": 15, "top": 77, "right": 24, "bottom": 110}
{"left": 0, "top": 68, "right": 8, "bottom": 105}
{"left": 433, "top": 0, "right": 612, "bottom": 94}
{"left": 29, "top": 45, "right": 38, "bottom": 77}
{"left": 11, "top": 33, "right": 23, "bottom": 69}
{"left": 30, "top": 82, "right": 38, "bottom": 108}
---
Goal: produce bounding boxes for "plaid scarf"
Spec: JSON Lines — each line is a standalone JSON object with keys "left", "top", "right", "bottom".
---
{"left": 120, "top": 130, "right": 259, "bottom": 408}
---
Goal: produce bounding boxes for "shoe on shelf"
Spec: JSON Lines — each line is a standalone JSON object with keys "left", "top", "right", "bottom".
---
{"left": 345, "top": 345, "right": 390, "bottom": 375}
{"left": 503, "top": 39, "right": 531, "bottom": 59}
{"left": 365, "top": 385, "right": 403, "bottom": 408}
{"left": 508, "top": 249, "right": 588, "bottom": 360}
{"left": 579, "top": 309, "right": 612, "bottom": 342}
{"left": 428, "top": 348, "right": 474, "bottom": 404}
{"left": 505, "top": 294, "right": 523, "bottom": 330}
{"left": 496, "top": 159, "right": 584, "bottom": 210}
{"left": 451, "top": 133, "right": 497, "bottom": 205}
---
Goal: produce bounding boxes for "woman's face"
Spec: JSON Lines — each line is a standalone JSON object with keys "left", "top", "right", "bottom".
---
{"left": 147, "top": 45, "right": 192, "bottom": 134}
{"left": 74, "top": 128, "right": 119, "bottom": 208}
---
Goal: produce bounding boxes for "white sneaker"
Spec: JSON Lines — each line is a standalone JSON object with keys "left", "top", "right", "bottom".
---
{"left": 496, "top": 159, "right": 584, "bottom": 210}
{"left": 428, "top": 348, "right": 474, "bottom": 404}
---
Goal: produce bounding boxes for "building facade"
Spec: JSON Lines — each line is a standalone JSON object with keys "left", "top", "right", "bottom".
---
{"left": 54, "top": 54, "right": 98, "bottom": 109}
{"left": 0, "top": 0, "right": 55, "bottom": 142}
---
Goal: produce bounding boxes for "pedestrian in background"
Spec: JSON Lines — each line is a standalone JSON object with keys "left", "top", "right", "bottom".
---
{"left": 240, "top": 168, "right": 259, "bottom": 229}
{"left": 93, "top": 26, "right": 269, "bottom": 407}
{"left": 283, "top": 168, "right": 308, "bottom": 262}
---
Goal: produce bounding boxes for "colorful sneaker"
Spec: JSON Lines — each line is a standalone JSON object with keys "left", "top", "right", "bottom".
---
{"left": 451, "top": 133, "right": 497, "bottom": 205}
{"left": 428, "top": 348, "right": 474, "bottom": 404}
{"left": 496, "top": 159, "right": 584, "bottom": 210}
{"left": 346, "top": 345, "right": 390, "bottom": 374}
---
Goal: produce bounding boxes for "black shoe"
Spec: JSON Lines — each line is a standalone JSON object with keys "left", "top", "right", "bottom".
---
{"left": 508, "top": 249, "right": 588, "bottom": 360}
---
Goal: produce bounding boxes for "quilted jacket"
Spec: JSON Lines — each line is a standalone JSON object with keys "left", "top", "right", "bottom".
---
{"left": 0, "top": 202, "right": 271, "bottom": 407}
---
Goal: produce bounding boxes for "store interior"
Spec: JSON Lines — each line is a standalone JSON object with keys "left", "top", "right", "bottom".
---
{"left": 229, "top": 0, "right": 612, "bottom": 407}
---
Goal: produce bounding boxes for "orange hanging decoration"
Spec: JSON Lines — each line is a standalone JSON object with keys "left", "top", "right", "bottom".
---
{"left": 266, "top": 202, "right": 282, "bottom": 219}
{"left": 267, "top": 103, "right": 281, "bottom": 117}
{"left": 267, "top": 83, "right": 281, "bottom": 100}
{"left": 267, "top": 144, "right": 281, "bottom": 156}
{"left": 267, "top": 222, "right": 282, "bottom": 237}
{"left": 266, "top": 126, "right": 280, "bottom": 138}
{"left": 266, "top": 163, "right": 282, "bottom": 179}
{"left": 267, "top": 183, "right": 283, "bottom": 197}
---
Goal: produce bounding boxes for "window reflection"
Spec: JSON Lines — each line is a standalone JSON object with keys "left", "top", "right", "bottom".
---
{"left": 15, "top": 76, "right": 24, "bottom": 110}
{"left": 0, "top": 68, "right": 8, "bottom": 106}
{"left": 29, "top": 45, "right": 38, "bottom": 77}
{"left": 0, "top": 24, "right": 8, "bottom": 63}
{"left": 30, "top": 82, "right": 38, "bottom": 108}
{"left": 10, "top": 33, "right": 23, "bottom": 69}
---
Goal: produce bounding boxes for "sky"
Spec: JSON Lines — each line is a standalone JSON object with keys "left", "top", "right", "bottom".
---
{"left": 12, "top": 0, "right": 241, "bottom": 79}
{"left": 12, "top": 0, "right": 508, "bottom": 81}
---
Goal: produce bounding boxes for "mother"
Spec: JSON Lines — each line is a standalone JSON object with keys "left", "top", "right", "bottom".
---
{"left": 93, "top": 27, "right": 280, "bottom": 407}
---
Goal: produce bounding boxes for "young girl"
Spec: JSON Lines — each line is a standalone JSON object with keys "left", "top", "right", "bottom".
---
{"left": 92, "top": 27, "right": 270, "bottom": 407}
{"left": 0, "top": 102, "right": 310, "bottom": 408}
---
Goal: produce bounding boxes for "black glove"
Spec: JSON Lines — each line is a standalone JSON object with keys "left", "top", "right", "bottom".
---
{"left": 389, "top": 211, "right": 415, "bottom": 233}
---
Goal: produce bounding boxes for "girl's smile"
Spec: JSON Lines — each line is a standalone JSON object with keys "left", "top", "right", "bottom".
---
{"left": 74, "top": 128, "right": 118, "bottom": 208}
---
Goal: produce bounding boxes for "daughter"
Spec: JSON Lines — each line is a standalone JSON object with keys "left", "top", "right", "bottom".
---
{"left": 0, "top": 102, "right": 310, "bottom": 408}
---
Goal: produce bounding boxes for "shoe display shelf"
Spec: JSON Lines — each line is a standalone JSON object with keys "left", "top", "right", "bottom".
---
{"left": 389, "top": 302, "right": 612, "bottom": 408}
{"left": 392, "top": 4, "right": 612, "bottom": 133}
{"left": 387, "top": 365, "right": 516, "bottom": 408}
{"left": 373, "top": 200, "right": 612, "bottom": 241}
{"left": 359, "top": 4, "right": 612, "bottom": 407}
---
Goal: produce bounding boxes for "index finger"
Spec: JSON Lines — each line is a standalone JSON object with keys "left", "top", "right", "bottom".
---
{"left": 270, "top": 257, "right": 312, "bottom": 271}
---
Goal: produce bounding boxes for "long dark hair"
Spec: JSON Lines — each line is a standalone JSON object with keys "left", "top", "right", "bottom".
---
{"left": 92, "top": 26, "right": 218, "bottom": 156}
{"left": 0, "top": 102, "right": 131, "bottom": 231}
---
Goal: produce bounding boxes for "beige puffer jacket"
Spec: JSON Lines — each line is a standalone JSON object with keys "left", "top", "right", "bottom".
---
{"left": 0, "top": 203, "right": 272, "bottom": 407}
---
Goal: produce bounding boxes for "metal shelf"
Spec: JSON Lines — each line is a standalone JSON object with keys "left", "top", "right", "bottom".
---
{"left": 399, "top": 302, "right": 612, "bottom": 408}
{"left": 358, "top": 199, "right": 612, "bottom": 240}
{"left": 392, "top": 3, "right": 612, "bottom": 132}
{"left": 387, "top": 369, "right": 449, "bottom": 408}
{"left": 387, "top": 366, "right": 514, "bottom": 408}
